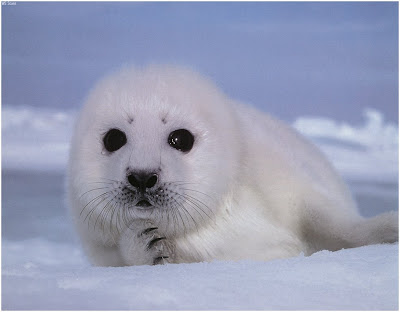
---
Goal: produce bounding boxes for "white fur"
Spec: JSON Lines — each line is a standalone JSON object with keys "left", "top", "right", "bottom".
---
{"left": 67, "top": 65, "right": 398, "bottom": 266}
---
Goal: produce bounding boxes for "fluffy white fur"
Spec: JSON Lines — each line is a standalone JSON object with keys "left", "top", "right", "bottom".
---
{"left": 68, "top": 65, "right": 398, "bottom": 266}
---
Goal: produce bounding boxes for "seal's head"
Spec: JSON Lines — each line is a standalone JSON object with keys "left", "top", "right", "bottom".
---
{"left": 68, "top": 65, "right": 241, "bottom": 239}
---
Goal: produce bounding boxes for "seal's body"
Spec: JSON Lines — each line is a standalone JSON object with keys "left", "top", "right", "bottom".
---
{"left": 68, "top": 66, "right": 398, "bottom": 266}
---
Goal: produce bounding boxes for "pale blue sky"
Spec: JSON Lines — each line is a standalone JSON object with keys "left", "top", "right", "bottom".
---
{"left": 2, "top": 1, "right": 398, "bottom": 123}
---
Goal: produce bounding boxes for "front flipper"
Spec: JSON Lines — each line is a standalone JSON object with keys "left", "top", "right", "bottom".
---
{"left": 119, "top": 219, "right": 175, "bottom": 266}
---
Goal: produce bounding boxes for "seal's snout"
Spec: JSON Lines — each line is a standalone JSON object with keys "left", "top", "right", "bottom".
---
{"left": 127, "top": 171, "right": 158, "bottom": 194}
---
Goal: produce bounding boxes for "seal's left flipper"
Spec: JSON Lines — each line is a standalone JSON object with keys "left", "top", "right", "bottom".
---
{"left": 119, "top": 220, "right": 175, "bottom": 266}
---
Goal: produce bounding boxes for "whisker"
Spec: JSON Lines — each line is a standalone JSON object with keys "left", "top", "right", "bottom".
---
{"left": 78, "top": 178, "right": 214, "bottom": 237}
{"left": 172, "top": 202, "right": 187, "bottom": 234}
{"left": 172, "top": 196, "right": 199, "bottom": 232}
{"left": 81, "top": 191, "right": 111, "bottom": 218}
{"left": 94, "top": 193, "right": 119, "bottom": 232}
{"left": 182, "top": 195, "right": 213, "bottom": 223}
{"left": 168, "top": 187, "right": 214, "bottom": 225}
{"left": 96, "top": 178, "right": 121, "bottom": 183}
{"left": 180, "top": 192, "right": 214, "bottom": 217}
{"left": 165, "top": 181, "right": 203, "bottom": 185}
{"left": 84, "top": 195, "right": 111, "bottom": 231}
{"left": 180, "top": 187, "right": 216, "bottom": 201}
{"left": 108, "top": 202, "right": 119, "bottom": 237}
{"left": 181, "top": 196, "right": 210, "bottom": 225}
{"left": 79, "top": 187, "right": 112, "bottom": 200}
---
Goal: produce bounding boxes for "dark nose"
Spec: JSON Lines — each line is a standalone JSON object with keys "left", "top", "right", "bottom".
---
{"left": 127, "top": 171, "right": 158, "bottom": 193}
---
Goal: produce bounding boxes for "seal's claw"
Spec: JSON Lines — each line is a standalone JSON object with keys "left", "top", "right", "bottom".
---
{"left": 153, "top": 256, "right": 169, "bottom": 265}
{"left": 147, "top": 237, "right": 166, "bottom": 250}
{"left": 141, "top": 227, "right": 158, "bottom": 236}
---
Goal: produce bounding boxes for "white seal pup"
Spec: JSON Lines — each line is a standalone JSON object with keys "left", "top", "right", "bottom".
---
{"left": 68, "top": 65, "right": 398, "bottom": 266}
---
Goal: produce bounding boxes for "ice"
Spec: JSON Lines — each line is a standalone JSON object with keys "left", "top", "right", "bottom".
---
{"left": 293, "top": 109, "right": 398, "bottom": 151}
{"left": 2, "top": 239, "right": 398, "bottom": 310}
{"left": 1, "top": 106, "right": 76, "bottom": 171}
{"left": 293, "top": 108, "right": 398, "bottom": 182}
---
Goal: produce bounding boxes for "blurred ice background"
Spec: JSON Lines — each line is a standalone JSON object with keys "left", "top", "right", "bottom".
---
{"left": 2, "top": 2, "right": 398, "bottom": 310}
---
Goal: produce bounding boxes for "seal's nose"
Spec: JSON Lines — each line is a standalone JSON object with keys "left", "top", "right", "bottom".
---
{"left": 127, "top": 171, "right": 158, "bottom": 193}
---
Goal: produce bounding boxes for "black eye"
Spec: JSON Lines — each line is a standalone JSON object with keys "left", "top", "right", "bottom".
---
{"left": 103, "top": 128, "right": 127, "bottom": 152}
{"left": 168, "top": 129, "right": 194, "bottom": 152}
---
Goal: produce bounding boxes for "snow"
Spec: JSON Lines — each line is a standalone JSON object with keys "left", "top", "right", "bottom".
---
{"left": 1, "top": 105, "right": 75, "bottom": 171}
{"left": 293, "top": 108, "right": 398, "bottom": 182}
{"left": 2, "top": 239, "right": 398, "bottom": 310}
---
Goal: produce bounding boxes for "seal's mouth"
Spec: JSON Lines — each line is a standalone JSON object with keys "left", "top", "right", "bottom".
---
{"left": 136, "top": 199, "right": 152, "bottom": 208}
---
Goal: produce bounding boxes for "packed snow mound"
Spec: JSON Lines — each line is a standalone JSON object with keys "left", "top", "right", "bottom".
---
{"left": 2, "top": 106, "right": 398, "bottom": 182}
{"left": 293, "top": 109, "right": 398, "bottom": 150}
{"left": 1, "top": 106, "right": 75, "bottom": 171}
{"left": 293, "top": 108, "right": 398, "bottom": 182}
{"left": 2, "top": 239, "right": 398, "bottom": 310}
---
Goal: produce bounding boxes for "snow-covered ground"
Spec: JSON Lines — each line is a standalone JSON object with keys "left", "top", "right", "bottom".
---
{"left": 2, "top": 239, "right": 398, "bottom": 310}
{"left": 2, "top": 106, "right": 398, "bottom": 310}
